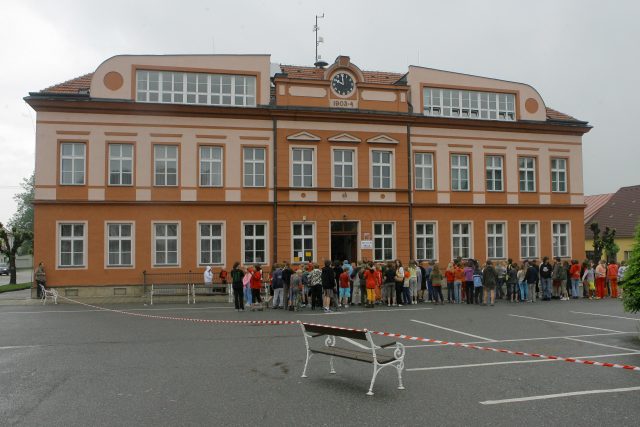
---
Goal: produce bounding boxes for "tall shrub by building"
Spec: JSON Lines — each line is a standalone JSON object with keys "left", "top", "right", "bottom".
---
{"left": 622, "top": 224, "right": 640, "bottom": 313}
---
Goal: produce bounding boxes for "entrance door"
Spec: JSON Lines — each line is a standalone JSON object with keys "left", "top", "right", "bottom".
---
{"left": 330, "top": 221, "right": 358, "bottom": 262}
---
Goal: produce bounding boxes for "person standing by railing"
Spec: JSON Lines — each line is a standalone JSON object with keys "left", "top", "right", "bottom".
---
{"left": 231, "top": 262, "right": 244, "bottom": 311}
{"left": 35, "top": 262, "right": 46, "bottom": 299}
{"left": 243, "top": 266, "right": 253, "bottom": 305}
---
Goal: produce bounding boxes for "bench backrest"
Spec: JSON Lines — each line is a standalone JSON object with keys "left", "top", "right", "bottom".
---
{"left": 302, "top": 323, "right": 368, "bottom": 341}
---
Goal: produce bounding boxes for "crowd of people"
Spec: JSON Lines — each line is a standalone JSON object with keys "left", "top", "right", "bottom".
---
{"left": 211, "top": 257, "right": 629, "bottom": 312}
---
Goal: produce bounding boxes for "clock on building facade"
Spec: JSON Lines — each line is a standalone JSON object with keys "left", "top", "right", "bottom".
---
{"left": 331, "top": 72, "right": 355, "bottom": 97}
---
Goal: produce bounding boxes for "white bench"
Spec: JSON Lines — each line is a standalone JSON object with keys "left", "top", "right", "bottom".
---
{"left": 299, "top": 322, "right": 405, "bottom": 395}
{"left": 39, "top": 284, "right": 58, "bottom": 305}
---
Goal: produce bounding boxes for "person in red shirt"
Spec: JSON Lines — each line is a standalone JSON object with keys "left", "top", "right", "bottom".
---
{"left": 363, "top": 262, "right": 379, "bottom": 308}
{"left": 339, "top": 267, "right": 351, "bottom": 308}
{"left": 595, "top": 260, "right": 607, "bottom": 299}
{"left": 374, "top": 264, "right": 383, "bottom": 303}
{"left": 569, "top": 259, "right": 582, "bottom": 299}
{"left": 607, "top": 262, "right": 619, "bottom": 298}
{"left": 250, "top": 264, "right": 263, "bottom": 303}
{"left": 445, "top": 262, "right": 455, "bottom": 303}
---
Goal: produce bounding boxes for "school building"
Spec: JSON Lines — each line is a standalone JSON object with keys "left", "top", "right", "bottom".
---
{"left": 25, "top": 54, "right": 591, "bottom": 296}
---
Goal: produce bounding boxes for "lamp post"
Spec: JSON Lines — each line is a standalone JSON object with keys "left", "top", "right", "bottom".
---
{"left": 6, "top": 230, "right": 16, "bottom": 285}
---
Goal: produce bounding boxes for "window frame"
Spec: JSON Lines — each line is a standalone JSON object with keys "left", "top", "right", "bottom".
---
{"left": 423, "top": 87, "right": 516, "bottom": 121}
{"left": 373, "top": 221, "right": 395, "bottom": 262}
{"left": 199, "top": 145, "right": 224, "bottom": 188}
{"left": 153, "top": 144, "right": 179, "bottom": 187}
{"left": 291, "top": 221, "right": 316, "bottom": 263}
{"left": 57, "top": 221, "right": 88, "bottom": 269}
{"left": 197, "top": 221, "right": 226, "bottom": 266}
{"left": 331, "top": 148, "right": 356, "bottom": 189}
{"left": 486, "top": 221, "right": 507, "bottom": 260}
{"left": 519, "top": 221, "right": 539, "bottom": 260}
{"left": 59, "top": 142, "right": 87, "bottom": 186}
{"left": 485, "top": 155, "right": 504, "bottom": 192}
{"left": 451, "top": 221, "right": 473, "bottom": 260}
{"left": 518, "top": 156, "right": 537, "bottom": 193}
{"left": 551, "top": 221, "right": 571, "bottom": 259}
{"left": 152, "top": 221, "right": 181, "bottom": 267}
{"left": 107, "top": 143, "right": 134, "bottom": 186}
{"left": 550, "top": 157, "right": 568, "bottom": 193}
{"left": 105, "top": 221, "right": 135, "bottom": 268}
{"left": 414, "top": 152, "right": 435, "bottom": 191}
{"left": 415, "top": 221, "right": 437, "bottom": 261}
{"left": 450, "top": 153, "right": 471, "bottom": 192}
{"left": 241, "top": 221, "right": 269, "bottom": 266}
{"left": 290, "top": 146, "right": 316, "bottom": 188}
{"left": 242, "top": 146, "right": 267, "bottom": 188}
{"left": 370, "top": 149, "right": 394, "bottom": 190}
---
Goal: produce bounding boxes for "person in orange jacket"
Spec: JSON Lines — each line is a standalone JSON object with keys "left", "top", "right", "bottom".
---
{"left": 607, "top": 261, "right": 619, "bottom": 298}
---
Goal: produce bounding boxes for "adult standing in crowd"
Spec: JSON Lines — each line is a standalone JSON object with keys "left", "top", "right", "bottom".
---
{"left": 35, "top": 262, "right": 46, "bottom": 298}
{"left": 321, "top": 260, "right": 335, "bottom": 313}
{"left": 430, "top": 263, "right": 444, "bottom": 305}
{"left": 453, "top": 262, "right": 464, "bottom": 304}
{"left": 539, "top": 257, "right": 553, "bottom": 301}
{"left": 230, "top": 262, "right": 244, "bottom": 311}
{"left": 271, "top": 264, "right": 284, "bottom": 309}
{"left": 250, "top": 264, "right": 262, "bottom": 304}
{"left": 483, "top": 260, "right": 498, "bottom": 306}
{"left": 552, "top": 257, "right": 563, "bottom": 299}
{"left": 394, "top": 260, "right": 405, "bottom": 307}
{"left": 607, "top": 261, "right": 619, "bottom": 299}
{"left": 595, "top": 260, "right": 607, "bottom": 299}
{"left": 384, "top": 261, "right": 396, "bottom": 307}
{"left": 526, "top": 260, "right": 539, "bottom": 303}
{"left": 243, "top": 266, "right": 253, "bottom": 305}
{"left": 281, "top": 262, "right": 293, "bottom": 309}
{"left": 464, "top": 261, "right": 474, "bottom": 305}
{"left": 445, "top": 262, "right": 455, "bottom": 303}
{"left": 569, "top": 259, "right": 581, "bottom": 299}
{"left": 506, "top": 259, "right": 518, "bottom": 303}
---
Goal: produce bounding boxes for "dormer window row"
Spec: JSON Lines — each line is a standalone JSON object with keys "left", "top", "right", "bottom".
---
{"left": 424, "top": 87, "right": 515, "bottom": 121}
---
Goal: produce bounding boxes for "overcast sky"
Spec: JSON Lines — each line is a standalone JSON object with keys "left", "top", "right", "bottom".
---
{"left": 0, "top": 0, "right": 638, "bottom": 225}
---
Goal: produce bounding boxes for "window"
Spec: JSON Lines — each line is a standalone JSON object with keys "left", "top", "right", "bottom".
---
{"left": 60, "top": 142, "right": 86, "bottom": 185}
{"left": 624, "top": 251, "right": 632, "bottom": 261}
{"left": 373, "top": 223, "right": 394, "bottom": 261}
{"left": 415, "top": 153, "right": 434, "bottom": 190}
{"left": 485, "top": 156, "right": 503, "bottom": 192}
{"left": 200, "top": 146, "right": 223, "bottom": 187}
{"left": 487, "top": 222, "right": 506, "bottom": 259}
{"left": 243, "top": 223, "right": 266, "bottom": 264}
{"left": 153, "top": 223, "right": 179, "bottom": 266}
{"left": 292, "top": 148, "right": 314, "bottom": 188}
{"left": 59, "top": 223, "right": 85, "bottom": 267}
{"left": 107, "top": 223, "right": 133, "bottom": 267}
{"left": 108, "top": 144, "right": 133, "bottom": 186}
{"left": 423, "top": 88, "right": 515, "bottom": 121}
{"left": 452, "top": 222, "right": 471, "bottom": 259}
{"left": 519, "top": 157, "right": 536, "bottom": 192}
{"left": 552, "top": 222, "right": 570, "bottom": 258}
{"left": 372, "top": 150, "right": 392, "bottom": 189}
{"left": 451, "top": 154, "right": 470, "bottom": 191}
{"left": 333, "top": 149, "right": 354, "bottom": 188}
{"left": 243, "top": 147, "right": 265, "bottom": 187}
{"left": 551, "top": 158, "right": 567, "bottom": 193}
{"left": 520, "top": 222, "right": 538, "bottom": 259}
{"left": 199, "top": 223, "right": 223, "bottom": 265}
{"left": 136, "top": 70, "right": 256, "bottom": 107}
{"left": 154, "top": 145, "right": 178, "bottom": 186}
{"left": 415, "top": 222, "right": 436, "bottom": 260}
{"left": 292, "top": 223, "right": 314, "bottom": 262}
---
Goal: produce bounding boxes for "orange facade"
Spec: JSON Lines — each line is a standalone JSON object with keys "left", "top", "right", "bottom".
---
{"left": 26, "top": 54, "right": 591, "bottom": 289}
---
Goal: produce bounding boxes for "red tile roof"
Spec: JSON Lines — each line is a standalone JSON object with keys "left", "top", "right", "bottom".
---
{"left": 545, "top": 107, "right": 579, "bottom": 122}
{"left": 40, "top": 73, "right": 93, "bottom": 94}
{"left": 280, "top": 65, "right": 404, "bottom": 85}
{"left": 585, "top": 185, "right": 640, "bottom": 237}
{"left": 584, "top": 193, "right": 614, "bottom": 223}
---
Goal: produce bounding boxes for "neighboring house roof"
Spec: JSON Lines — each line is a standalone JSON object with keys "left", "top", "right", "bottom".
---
{"left": 584, "top": 193, "right": 614, "bottom": 224}
{"left": 585, "top": 185, "right": 640, "bottom": 237}
{"left": 39, "top": 73, "right": 93, "bottom": 95}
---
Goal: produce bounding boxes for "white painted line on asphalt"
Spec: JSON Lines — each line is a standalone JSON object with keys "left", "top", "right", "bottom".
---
{"left": 0, "top": 306, "right": 236, "bottom": 315}
{"left": 296, "top": 307, "right": 433, "bottom": 316}
{"left": 406, "top": 352, "right": 640, "bottom": 371}
{"left": 564, "top": 337, "right": 640, "bottom": 353}
{"left": 0, "top": 345, "right": 46, "bottom": 350}
{"left": 403, "top": 331, "right": 635, "bottom": 349}
{"left": 570, "top": 311, "right": 640, "bottom": 321}
{"left": 479, "top": 386, "right": 640, "bottom": 405}
{"left": 410, "top": 319, "right": 494, "bottom": 341}
{"left": 508, "top": 314, "right": 624, "bottom": 333}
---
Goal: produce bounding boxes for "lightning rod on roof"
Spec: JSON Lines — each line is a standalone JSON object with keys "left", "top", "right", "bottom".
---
{"left": 313, "top": 13, "right": 328, "bottom": 68}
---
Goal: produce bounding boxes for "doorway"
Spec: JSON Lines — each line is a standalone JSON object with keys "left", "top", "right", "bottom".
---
{"left": 330, "top": 221, "right": 358, "bottom": 262}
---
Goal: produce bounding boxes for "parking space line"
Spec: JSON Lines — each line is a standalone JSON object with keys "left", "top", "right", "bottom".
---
{"left": 410, "top": 319, "right": 494, "bottom": 341}
{"left": 564, "top": 337, "right": 640, "bottom": 353}
{"left": 508, "top": 314, "right": 624, "bottom": 333}
{"left": 479, "top": 386, "right": 640, "bottom": 405}
{"left": 570, "top": 311, "right": 640, "bottom": 321}
{"left": 296, "top": 307, "right": 433, "bottom": 316}
{"left": 406, "top": 352, "right": 640, "bottom": 371}
{"left": 403, "top": 331, "right": 635, "bottom": 349}
{"left": 0, "top": 306, "right": 236, "bottom": 315}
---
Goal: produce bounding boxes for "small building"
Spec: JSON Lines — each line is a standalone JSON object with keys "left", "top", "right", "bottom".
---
{"left": 25, "top": 54, "right": 591, "bottom": 297}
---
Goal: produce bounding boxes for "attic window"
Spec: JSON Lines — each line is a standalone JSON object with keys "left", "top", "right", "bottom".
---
{"left": 424, "top": 88, "right": 515, "bottom": 121}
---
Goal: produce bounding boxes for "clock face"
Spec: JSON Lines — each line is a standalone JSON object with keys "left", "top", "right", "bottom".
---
{"left": 331, "top": 72, "right": 355, "bottom": 96}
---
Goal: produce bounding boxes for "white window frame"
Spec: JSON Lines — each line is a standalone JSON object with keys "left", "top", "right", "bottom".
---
{"left": 291, "top": 222, "right": 316, "bottom": 263}
{"left": 332, "top": 148, "right": 356, "bottom": 189}
{"left": 243, "top": 147, "right": 266, "bottom": 188}
{"left": 241, "top": 221, "right": 269, "bottom": 265}
{"left": 373, "top": 222, "right": 395, "bottom": 262}
{"left": 551, "top": 221, "right": 571, "bottom": 259}
{"left": 154, "top": 145, "right": 179, "bottom": 187}
{"left": 291, "top": 146, "right": 315, "bottom": 188}
{"left": 519, "top": 157, "right": 536, "bottom": 192}
{"left": 60, "top": 142, "right": 86, "bottom": 185}
{"left": 519, "top": 221, "right": 539, "bottom": 260}
{"left": 415, "top": 221, "right": 437, "bottom": 261}
{"left": 136, "top": 70, "right": 256, "bottom": 107}
{"left": 197, "top": 221, "right": 226, "bottom": 266}
{"left": 451, "top": 221, "right": 473, "bottom": 260}
{"left": 485, "top": 155, "right": 504, "bottom": 192}
{"left": 414, "top": 152, "right": 434, "bottom": 190}
{"left": 551, "top": 158, "right": 568, "bottom": 193}
{"left": 105, "top": 222, "right": 135, "bottom": 268}
{"left": 451, "top": 154, "right": 470, "bottom": 191}
{"left": 152, "top": 222, "right": 180, "bottom": 267}
{"left": 199, "top": 146, "right": 224, "bottom": 187}
{"left": 423, "top": 87, "right": 515, "bottom": 121}
{"left": 108, "top": 143, "right": 134, "bottom": 186}
{"left": 486, "top": 221, "right": 507, "bottom": 260}
{"left": 57, "top": 221, "right": 87, "bottom": 269}
{"left": 371, "top": 149, "right": 394, "bottom": 190}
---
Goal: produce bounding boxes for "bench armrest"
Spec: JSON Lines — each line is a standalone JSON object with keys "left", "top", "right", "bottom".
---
{"left": 379, "top": 341, "right": 398, "bottom": 348}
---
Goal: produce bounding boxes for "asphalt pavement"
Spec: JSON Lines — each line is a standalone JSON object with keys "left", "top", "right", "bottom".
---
{"left": 1, "top": 298, "right": 639, "bottom": 426}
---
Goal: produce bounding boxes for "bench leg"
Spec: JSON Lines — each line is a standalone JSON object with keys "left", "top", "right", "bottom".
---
{"left": 367, "top": 363, "right": 382, "bottom": 396}
{"left": 329, "top": 356, "right": 336, "bottom": 374}
{"left": 301, "top": 351, "right": 312, "bottom": 378}
{"left": 396, "top": 361, "right": 405, "bottom": 390}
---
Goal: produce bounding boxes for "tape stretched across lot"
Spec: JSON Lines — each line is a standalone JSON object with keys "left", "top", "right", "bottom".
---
{"left": 60, "top": 297, "right": 640, "bottom": 372}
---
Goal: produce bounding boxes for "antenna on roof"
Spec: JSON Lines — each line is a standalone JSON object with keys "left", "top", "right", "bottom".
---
{"left": 313, "top": 13, "right": 328, "bottom": 68}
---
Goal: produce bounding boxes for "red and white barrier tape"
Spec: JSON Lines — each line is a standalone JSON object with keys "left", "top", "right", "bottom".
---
{"left": 60, "top": 297, "right": 640, "bottom": 372}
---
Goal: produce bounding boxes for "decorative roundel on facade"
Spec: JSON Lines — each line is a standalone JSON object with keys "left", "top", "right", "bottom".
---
{"left": 301, "top": 192, "right": 306, "bottom": 198}
{"left": 103, "top": 71, "right": 124, "bottom": 91}
{"left": 525, "top": 97, "right": 539, "bottom": 114}
{"left": 380, "top": 193, "right": 386, "bottom": 199}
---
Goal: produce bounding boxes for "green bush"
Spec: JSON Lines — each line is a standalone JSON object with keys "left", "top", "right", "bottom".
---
{"left": 622, "top": 224, "right": 640, "bottom": 313}
{"left": 0, "top": 282, "right": 31, "bottom": 293}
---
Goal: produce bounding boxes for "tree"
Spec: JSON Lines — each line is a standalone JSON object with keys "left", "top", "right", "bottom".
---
{"left": 0, "top": 224, "right": 33, "bottom": 284}
{"left": 8, "top": 173, "right": 34, "bottom": 255}
{"left": 590, "top": 222, "right": 617, "bottom": 263}
{"left": 623, "top": 224, "right": 640, "bottom": 313}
